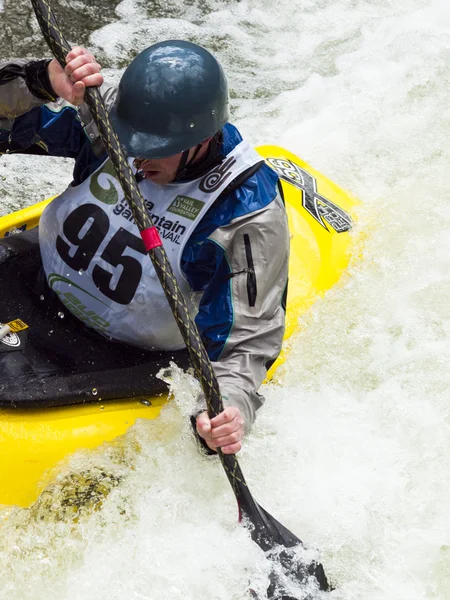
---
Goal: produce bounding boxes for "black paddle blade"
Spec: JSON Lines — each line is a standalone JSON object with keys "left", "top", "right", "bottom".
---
{"left": 242, "top": 501, "right": 329, "bottom": 598}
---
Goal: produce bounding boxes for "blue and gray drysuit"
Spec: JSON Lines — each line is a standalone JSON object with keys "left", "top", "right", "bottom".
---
{"left": 0, "top": 59, "right": 289, "bottom": 429}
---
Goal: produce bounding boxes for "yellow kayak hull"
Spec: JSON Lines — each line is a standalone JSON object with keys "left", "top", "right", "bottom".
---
{"left": 0, "top": 145, "right": 359, "bottom": 507}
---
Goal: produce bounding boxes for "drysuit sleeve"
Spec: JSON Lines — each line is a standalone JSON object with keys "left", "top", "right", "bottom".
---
{"left": 0, "top": 58, "right": 56, "bottom": 119}
{"left": 0, "top": 58, "right": 118, "bottom": 182}
{"left": 189, "top": 188, "right": 289, "bottom": 432}
{"left": 0, "top": 57, "right": 90, "bottom": 161}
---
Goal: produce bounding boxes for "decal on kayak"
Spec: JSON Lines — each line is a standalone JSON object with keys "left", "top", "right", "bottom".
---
{"left": 7, "top": 318, "right": 29, "bottom": 332}
{"left": 266, "top": 157, "right": 352, "bottom": 233}
{"left": 0, "top": 329, "right": 20, "bottom": 347}
{"left": 0, "top": 320, "right": 29, "bottom": 352}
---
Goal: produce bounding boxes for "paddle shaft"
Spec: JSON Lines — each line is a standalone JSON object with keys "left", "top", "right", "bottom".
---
{"left": 30, "top": 0, "right": 265, "bottom": 520}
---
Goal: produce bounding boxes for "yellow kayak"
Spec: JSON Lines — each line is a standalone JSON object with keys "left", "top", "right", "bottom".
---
{"left": 0, "top": 145, "right": 359, "bottom": 507}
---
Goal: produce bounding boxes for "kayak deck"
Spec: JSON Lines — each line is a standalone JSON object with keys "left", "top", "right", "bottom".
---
{"left": 0, "top": 398, "right": 163, "bottom": 507}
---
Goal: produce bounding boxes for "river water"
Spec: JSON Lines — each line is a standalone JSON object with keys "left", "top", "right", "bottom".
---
{"left": 1, "top": 0, "right": 450, "bottom": 599}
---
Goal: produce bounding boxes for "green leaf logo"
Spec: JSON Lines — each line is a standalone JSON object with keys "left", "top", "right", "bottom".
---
{"left": 89, "top": 160, "right": 120, "bottom": 205}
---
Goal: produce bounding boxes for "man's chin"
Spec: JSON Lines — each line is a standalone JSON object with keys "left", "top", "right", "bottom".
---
{"left": 144, "top": 172, "right": 170, "bottom": 184}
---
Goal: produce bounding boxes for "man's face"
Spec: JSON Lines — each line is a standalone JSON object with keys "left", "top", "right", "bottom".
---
{"left": 133, "top": 152, "right": 184, "bottom": 185}
{"left": 133, "top": 139, "right": 211, "bottom": 184}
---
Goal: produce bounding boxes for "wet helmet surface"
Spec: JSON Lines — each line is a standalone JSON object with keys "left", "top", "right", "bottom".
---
{"left": 110, "top": 40, "right": 230, "bottom": 159}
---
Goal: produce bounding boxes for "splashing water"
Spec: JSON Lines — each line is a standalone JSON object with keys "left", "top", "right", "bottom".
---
{"left": 1, "top": 0, "right": 450, "bottom": 599}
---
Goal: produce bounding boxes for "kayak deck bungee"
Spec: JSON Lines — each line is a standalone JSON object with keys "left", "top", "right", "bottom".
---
{"left": 0, "top": 145, "right": 359, "bottom": 507}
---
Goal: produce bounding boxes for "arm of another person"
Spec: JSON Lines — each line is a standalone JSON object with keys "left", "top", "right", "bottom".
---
{"left": 188, "top": 185, "right": 289, "bottom": 454}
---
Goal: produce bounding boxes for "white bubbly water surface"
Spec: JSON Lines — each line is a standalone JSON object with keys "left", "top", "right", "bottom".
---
{"left": 1, "top": 0, "right": 450, "bottom": 598}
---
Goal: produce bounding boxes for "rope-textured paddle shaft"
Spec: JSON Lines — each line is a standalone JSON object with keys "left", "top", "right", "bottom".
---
{"left": 30, "top": 0, "right": 256, "bottom": 504}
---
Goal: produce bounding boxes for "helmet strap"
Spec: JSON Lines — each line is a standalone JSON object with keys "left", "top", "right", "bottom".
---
{"left": 174, "top": 143, "right": 203, "bottom": 181}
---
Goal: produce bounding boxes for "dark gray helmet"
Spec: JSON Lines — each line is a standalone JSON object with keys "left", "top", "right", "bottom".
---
{"left": 110, "top": 40, "right": 229, "bottom": 159}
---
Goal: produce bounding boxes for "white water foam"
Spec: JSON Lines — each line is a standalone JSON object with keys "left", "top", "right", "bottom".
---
{"left": 1, "top": 0, "right": 450, "bottom": 598}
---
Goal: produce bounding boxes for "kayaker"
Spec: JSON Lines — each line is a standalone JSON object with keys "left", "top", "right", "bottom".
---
{"left": 0, "top": 41, "right": 289, "bottom": 455}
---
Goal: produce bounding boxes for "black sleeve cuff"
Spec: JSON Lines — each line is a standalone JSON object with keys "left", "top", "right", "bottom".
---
{"left": 24, "top": 59, "right": 57, "bottom": 102}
